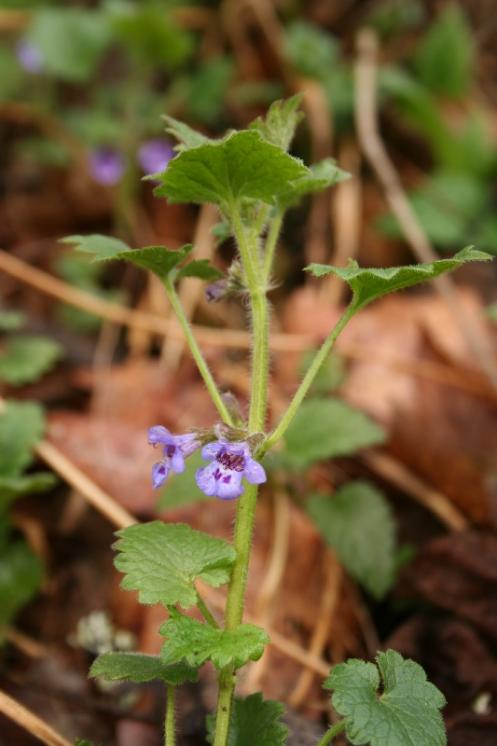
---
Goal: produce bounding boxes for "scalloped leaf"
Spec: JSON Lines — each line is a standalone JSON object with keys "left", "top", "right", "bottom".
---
{"left": 113, "top": 521, "right": 236, "bottom": 609}
{"left": 160, "top": 611, "right": 268, "bottom": 670}
{"left": 153, "top": 130, "right": 310, "bottom": 207}
{"left": 206, "top": 693, "right": 288, "bottom": 745}
{"left": 306, "top": 247, "right": 492, "bottom": 309}
{"left": 62, "top": 235, "right": 192, "bottom": 282}
{"left": 325, "top": 649, "right": 447, "bottom": 746}
{"left": 0, "top": 336, "right": 63, "bottom": 386}
{"left": 90, "top": 651, "right": 198, "bottom": 685}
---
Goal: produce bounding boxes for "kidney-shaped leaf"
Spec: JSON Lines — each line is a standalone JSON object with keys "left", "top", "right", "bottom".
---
{"left": 154, "top": 130, "right": 310, "bottom": 208}
{"left": 325, "top": 649, "right": 447, "bottom": 746}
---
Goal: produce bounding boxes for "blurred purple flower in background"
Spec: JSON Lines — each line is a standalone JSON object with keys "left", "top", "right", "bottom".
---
{"left": 88, "top": 148, "right": 125, "bottom": 186}
{"left": 16, "top": 39, "right": 44, "bottom": 74}
{"left": 137, "top": 139, "right": 174, "bottom": 176}
{"left": 196, "top": 440, "right": 266, "bottom": 500}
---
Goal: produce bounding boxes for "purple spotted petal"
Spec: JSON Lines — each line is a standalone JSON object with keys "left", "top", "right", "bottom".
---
{"left": 244, "top": 457, "right": 266, "bottom": 485}
{"left": 152, "top": 461, "right": 169, "bottom": 489}
{"left": 148, "top": 425, "right": 174, "bottom": 446}
{"left": 196, "top": 464, "right": 218, "bottom": 496}
{"left": 216, "top": 471, "right": 244, "bottom": 500}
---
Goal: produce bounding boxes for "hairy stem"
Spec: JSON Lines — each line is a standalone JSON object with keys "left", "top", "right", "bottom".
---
{"left": 213, "top": 206, "right": 271, "bottom": 746}
{"left": 264, "top": 302, "right": 358, "bottom": 452}
{"left": 164, "top": 685, "right": 176, "bottom": 746}
{"left": 164, "top": 279, "right": 233, "bottom": 426}
{"left": 316, "top": 720, "right": 346, "bottom": 746}
{"left": 263, "top": 212, "right": 283, "bottom": 282}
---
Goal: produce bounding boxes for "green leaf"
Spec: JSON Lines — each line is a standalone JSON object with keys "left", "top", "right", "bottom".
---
{"left": 0, "top": 335, "right": 63, "bottom": 386}
{"left": 0, "top": 539, "right": 43, "bottom": 627}
{"left": 28, "top": 8, "right": 111, "bottom": 82}
{"left": 62, "top": 235, "right": 192, "bottom": 282}
{"left": 0, "top": 400, "right": 45, "bottom": 477}
{"left": 249, "top": 94, "right": 304, "bottom": 151}
{"left": 283, "top": 398, "right": 385, "bottom": 469}
{"left": 114, "top": 521, "right": 236, "bottom": 609}
{"left": 90, "top": 651, "right": 198, "bottom": 685}
{"left": 0, "top": 311, "right": 25, "bottom": 332}
{"left": 162, "top": 115, "right": 211, "bottom": 152}
{"left": 177, "top": 260, "right": 224, "bottom": 282}
{"left": 307, "top": 482, "right": 396, "bottom": 599}
{"left": 206, "top": 693, "right": 288, "bottom": 745}
{"left": 325, "top": 649, "right": 447, "bottom": 746}
{"left": 306, "top": 247, "right": 492, "bottom": 310}
{"left": 153, "top": 130, "right": 310, "bottom": 208}
{"left": 161, "top": 611, "right": 268, "bottom": 670}
{"left": 0, "top": 473, "right": 56, "bottom": 513}
{"left": 284, "top": 21, "right": 338, "bottom": 81}
{"left": 414, "top": 5, "right": 473, "bottom": 98}
{"left": 278, "top": 158, "right": 350, "bottom": 209}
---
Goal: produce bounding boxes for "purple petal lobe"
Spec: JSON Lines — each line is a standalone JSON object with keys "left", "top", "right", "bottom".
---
{"left": 202, "top": 441, "right": 221, "bottom": 460}
{"left": 196, "top": 465, "right": 217, "bottom": 496}
{"left": 244, "top": 458, "right": 266, "bottom": 485}
{"left": 16, "top": 39, "right": 44, "bottom": 73}
{"left": 152, "top": 462, "right": 169, "bottom": 489}
{"left": 148, "top": 425, "right": 174, "bottom": 446}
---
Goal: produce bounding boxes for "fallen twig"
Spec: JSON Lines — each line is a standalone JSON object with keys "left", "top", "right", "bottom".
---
{"left": 0, "top": 690, "right": 73, "bottom": 746}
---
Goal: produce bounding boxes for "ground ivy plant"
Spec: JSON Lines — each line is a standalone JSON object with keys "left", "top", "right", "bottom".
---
{"left": 64, "top": 97, "right": 491, "bottom": 745}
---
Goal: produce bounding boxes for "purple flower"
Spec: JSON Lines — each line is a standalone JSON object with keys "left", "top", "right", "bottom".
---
{"left": 205, "top": 280, "right": 227, "bottom": 303}
{"left": 16, "top": 39, "right": 44, "bottom": 74}
{"left": 88, "top": 148, "right": 125, "bottom": 186}
{"left": 196, "top": 440, "right": 266, "bottom": 500}
{"left": 137, "top": 139, "right": 174, "bottom": 176}
{"left": 148, "top": 425, "right": 200, "bottom": 489}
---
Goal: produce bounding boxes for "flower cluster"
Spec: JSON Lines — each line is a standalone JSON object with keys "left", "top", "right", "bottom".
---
{"left": 148, "top": 426, "right": 266, "bottom": 500}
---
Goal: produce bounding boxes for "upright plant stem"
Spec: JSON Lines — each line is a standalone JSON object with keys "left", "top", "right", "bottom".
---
{"left": 164, "top": 280, "right": 233, "bottom": 426}
{"left": 164, "top": 685, "right": 176, "bottom": 746}
{"left": 264, "top": 302, "right": 358, "bottom": 452}
{"left": 316, "top": 720, "right": 346, "bottom": 746}
{"left": 263, "top": 212, "right": 283, "bottom": 282}
{"left": 212, "top": 207, "right": 271, "bottom": 746}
